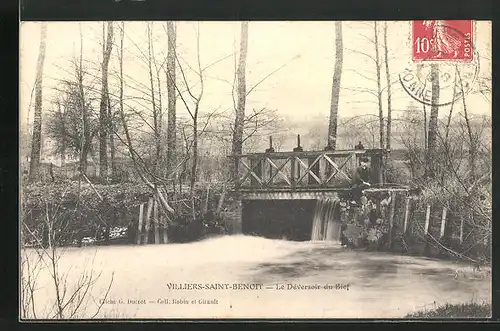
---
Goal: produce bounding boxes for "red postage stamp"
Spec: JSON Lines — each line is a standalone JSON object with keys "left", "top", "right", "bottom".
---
{"left": 412, "top": 20, "right": 474, "bottom": 62}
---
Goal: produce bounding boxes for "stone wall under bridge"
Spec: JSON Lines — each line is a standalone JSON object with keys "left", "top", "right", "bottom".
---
{"left": 226, "top": 189, "right": 412, "bottom": 248}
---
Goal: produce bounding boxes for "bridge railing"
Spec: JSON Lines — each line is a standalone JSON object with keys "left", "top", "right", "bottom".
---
{"left": 232, "top": 149, "right": 388, "bottom": 191}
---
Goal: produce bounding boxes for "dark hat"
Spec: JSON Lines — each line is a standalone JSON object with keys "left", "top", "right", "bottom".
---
{"left": 360, "top": 156, "right": 370, "bottom": 163}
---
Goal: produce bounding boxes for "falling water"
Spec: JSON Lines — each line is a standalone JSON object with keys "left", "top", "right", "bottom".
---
{"left": 311, "top": 198, "right": 341, "bottom": 244}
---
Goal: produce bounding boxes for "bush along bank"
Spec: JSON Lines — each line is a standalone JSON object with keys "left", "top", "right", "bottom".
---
{"left": 337, "top": 189, "right": 490, "bottom": 266}
{"left": 21, "top": 181, "right": 237, "bottom": 247}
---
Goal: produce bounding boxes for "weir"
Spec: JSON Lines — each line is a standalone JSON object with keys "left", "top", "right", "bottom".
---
{"left": 228, "top": 137, "right": 409, "bottom": 246}
{"left": 311, "top": 198, "right": 341, "bottom": 243}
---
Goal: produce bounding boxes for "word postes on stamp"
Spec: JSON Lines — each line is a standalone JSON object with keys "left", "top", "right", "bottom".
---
{"left": 412, "top": 20, "right": 474, "bottom": 62}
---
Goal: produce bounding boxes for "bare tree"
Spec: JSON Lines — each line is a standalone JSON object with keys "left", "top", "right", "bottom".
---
{"left": 327, "top": 21, "right": 343, "bottom": 150}
{"left": 383, "top": 22, "right": 392, "bottom": 150}
{"left": 231, "top": 21, "right": 249, "bottom": 182}
{"left": 20, "top": 187, "right": 114, "bottom": 319}
{"left": 425, "top": 63, "right": 440, "bottom": 179}
{"left": 374, "top": 22, "right": 384, "bottom": 149}
{"left": 98, "top": 22, "right": 114, "bottom": 179}
{"left": 166, "top": 21, "right": 177, "bottom": 180}
{"left": 456, "top": 66, "right": 479, "bottom": 183}
{"left": 146, "top": 22, "right": 162, "bottom": 180}
{"left": 77, "top": 25, "right": 92, "bottom": 174}
{"left": 29, "top": 23, "right": 48, "bottom": 181}
{"left": 115, "top": 22, "right": 175, "bottom": 217}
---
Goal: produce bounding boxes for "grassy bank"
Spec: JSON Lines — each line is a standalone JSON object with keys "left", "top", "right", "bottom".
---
{"left": 405, "top": 301, "right": 491, "bottom": 319}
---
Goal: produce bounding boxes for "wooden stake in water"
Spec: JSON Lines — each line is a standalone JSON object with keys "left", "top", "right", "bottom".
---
{"left": 403, "top": 197, "right": 411, "bottom": 234}
{"left": 137, "top": 203, "right": 145, "bottom": 245}
{"left": 424, "top": 204, "right": 431, "bottom": 235}
{"left": 144, "top": 198, "right": 154, "bottom": 244}
{"left": 154, "top": 200, "right": 160, "bottom": 244}
{"left": 439, "top": 207, "right": 447, "bottom": 239}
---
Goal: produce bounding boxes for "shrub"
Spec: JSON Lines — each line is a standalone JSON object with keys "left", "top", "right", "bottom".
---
{"left": 405, "top": 301, "right": 491, "bottom": 319}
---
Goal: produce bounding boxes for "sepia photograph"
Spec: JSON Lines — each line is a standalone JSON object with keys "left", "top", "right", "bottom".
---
{"left": 19, "top": 20, "right": 492, "bottom": 320}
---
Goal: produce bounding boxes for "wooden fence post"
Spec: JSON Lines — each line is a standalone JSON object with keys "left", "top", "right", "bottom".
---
{"left": 144, "top": 198, "right": 154, "bottom": 244}
{"left": 154, "top": 200, "right": 160, "bottom": 244}
{"left": 388, "top": 191, "right": 396, "bottom": 249}
{"left": 424, "top": 204, "right": 431, "bottom": 235}
{"left": 136, "top": 203, "right": 145, "bottom": 245}
{"left": 439, "top": 207, "right": 447, "bottom": 239}
{"left": 403, "top": 197, "right": 411, "bottom": 234}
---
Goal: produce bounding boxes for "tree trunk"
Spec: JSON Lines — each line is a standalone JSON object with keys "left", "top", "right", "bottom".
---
{"left": 146, "top": 23, "right": 161, "bottom": 179}
{"left": 426, "top": 63, "right": 440, "bottom": 179}
{"left": 77, "top": 25, "right": 90, "bottom": 174}
{"left": 374, "top": 22, "right": 384, "bottom": 149}
{"left": 231, "top": 21, "right": 249, "bottom": 182}
{"left": 108, "top": 96, "right": 116, "bottom": 179}
{"left": 456, "top": 67, "right": 477, "bottom": 183}
{"left": 58, "top": 101, "right": 67, "bottom": 172}
{"left": 191, "top": 114, "right": 198, "bottom": 192}
{"left": 383, "top": 22, "right": 392, "bottom": 150}
{"left": 29, "top": 23, "right": 47, "bottom": 181}
{"left": 328, "top": 21, "right": 343, "bottom": 150}
{"left": 166, "top": 21, "right": 177, "bottom": 180}
{"left": 416, "top": 64, "right": 428, "bottom": 150}
{"left": 99, "top": 22, "right": 114, "bottom": 179}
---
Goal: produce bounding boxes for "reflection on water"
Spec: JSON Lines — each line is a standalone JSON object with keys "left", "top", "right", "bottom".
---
{"left": 22, "top": 235, "right": 491, "bottom": 319}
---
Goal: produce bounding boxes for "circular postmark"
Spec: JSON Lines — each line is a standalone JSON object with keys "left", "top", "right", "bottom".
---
{"left": 399, "top": 25, "right": 480, "bottom": 107}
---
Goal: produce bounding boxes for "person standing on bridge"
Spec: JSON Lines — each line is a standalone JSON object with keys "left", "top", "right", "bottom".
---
{"left": 350, "top": 156, "right": 371, "bottom": 205}
{"left": 355, "top": 141, "right": 364, "bottom": 150}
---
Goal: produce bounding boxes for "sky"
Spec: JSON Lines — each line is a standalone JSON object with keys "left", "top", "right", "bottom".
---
{"left": 19, "top": 21, "right": 492, "bottom": 133}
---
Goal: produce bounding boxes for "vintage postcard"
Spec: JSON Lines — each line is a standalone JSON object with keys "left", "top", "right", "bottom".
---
{"left": 19, "top": 20, "right": 491, "bottom": 320}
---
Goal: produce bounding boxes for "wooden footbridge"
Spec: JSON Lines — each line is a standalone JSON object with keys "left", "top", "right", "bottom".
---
{"left": 229, "top": 137, "right": 411, "bottom": 242}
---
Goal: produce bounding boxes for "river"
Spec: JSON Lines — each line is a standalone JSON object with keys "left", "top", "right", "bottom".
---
{"left": 22, "top": 235, "right": 491, "bottom": 319}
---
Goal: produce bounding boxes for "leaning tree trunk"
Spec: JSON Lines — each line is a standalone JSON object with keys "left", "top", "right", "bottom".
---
{"left": 166, "top": 21, "right": 177, "bottom": 181}
{"left": 29, "top": 23, "right": 47, "bottom": 181}
{"left": 426, "top": 63, "right": 440, "bottom": 179}
{"left": 374, "top": 22, "right": 384, "bottom": 149}
{"left": 99, "top": 22, "right": 114, "bottom": 179}
{"left": 231, "top": 21, "right": 249, "bottom": 182}
{"left": 328, "top": 21, "right": 343, "bottom": 150}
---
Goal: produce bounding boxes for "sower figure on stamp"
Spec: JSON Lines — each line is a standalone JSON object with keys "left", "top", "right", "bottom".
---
{"left": 350, "top": 156, "right": 371, "bottom": 206}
